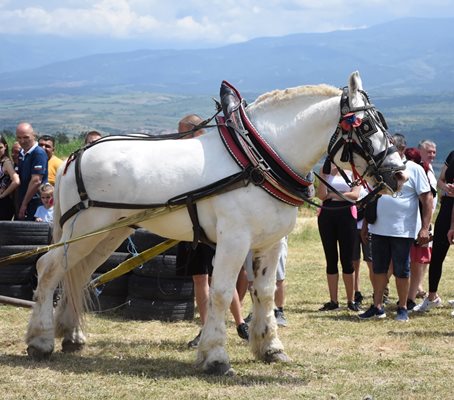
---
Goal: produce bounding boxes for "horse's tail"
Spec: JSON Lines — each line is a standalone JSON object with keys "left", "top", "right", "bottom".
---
{"left": 54, "top": 258, "right": 93, "bottom": 338}
{"left": 52, "top": 165, "right": 93, "bottom": 338}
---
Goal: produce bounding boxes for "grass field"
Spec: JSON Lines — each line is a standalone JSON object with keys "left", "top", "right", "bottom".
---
{"left": 1, "top": 211, "right": 453, "bottom": 400}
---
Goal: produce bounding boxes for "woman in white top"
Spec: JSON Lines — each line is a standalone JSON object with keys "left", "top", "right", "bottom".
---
{"left": 316, "top": 160, "right": 361, "bottom": 311}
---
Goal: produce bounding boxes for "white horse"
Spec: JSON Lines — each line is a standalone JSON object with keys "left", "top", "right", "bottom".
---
{"left": 26, "top": 71, "right": 406, "bottom": 374}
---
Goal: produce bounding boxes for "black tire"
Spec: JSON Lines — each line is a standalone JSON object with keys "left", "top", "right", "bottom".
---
{"left": 116, "top": 229, "right": 177, "bottom": 256}
{"left": 0, "top": 245, "right": 44, "bottom": 265}
{"left": 91, "top": 273, "right": 130, "bottom": 297}
{"left": 132, "top": 254, "right": 180, "bottom": 278}
{"left": 0, "top": 221, "right": 51, "bottom": 245}
{"left": 128, "top": 274, "right": 193, "bottom": 301}
{"left": 95, "top": 252, "right": 131, "bottom": 273}
{"left": 0, "top": 264, "right": 35, "bottom": 284}
{"left": 0, "top": 283, "right": 34, "bottom": 300}
{"left": 122, "top": 297, "right": 194, "bottom": 321}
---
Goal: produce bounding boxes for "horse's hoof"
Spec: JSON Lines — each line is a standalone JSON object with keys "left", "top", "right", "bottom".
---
{"left": 61, "top": 339, "right": 85, "bottom": 353}
{"left": 264, "top": 350, "right": 291, "bottom": 364}
{"left": 204, "top": 361, "right": 234, "bottom": 376}
{"left": 27, "top": 345, "right": 53, "bottom": 361}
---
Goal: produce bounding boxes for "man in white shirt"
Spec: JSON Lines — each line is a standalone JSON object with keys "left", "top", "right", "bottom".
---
{"left": 359, "top": 134, "right": 433, "bottom": 322}
{"left": 418, "top": 139, "right": 437, "bottom": 211}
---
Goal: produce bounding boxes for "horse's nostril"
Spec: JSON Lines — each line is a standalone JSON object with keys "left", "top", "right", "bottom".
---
{"left": 394, "top": 171, "right": 408, "bottom": 183}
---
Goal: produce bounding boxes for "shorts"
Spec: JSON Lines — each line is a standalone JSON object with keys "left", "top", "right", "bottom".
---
{"left": 410, "top": 244, "right": 432, "bottom": 264}
{"left": 352, "top": 229, "right": 372, "bottom": 262}
{"left": 244, "top": 237, "right": 287, "bottom": 281}
{"left": 176, "top": 242, "right": 215, "bottom": 276}
{"left": 371, "top": 234, "right": 412, "bottom": 278}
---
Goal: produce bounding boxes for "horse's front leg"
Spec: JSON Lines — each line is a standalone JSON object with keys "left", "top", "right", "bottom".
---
{"left": 196, "top": 240, "right": 249, "bottom": 375}
{"left": 26, "top": 249, "right": 66, "bottom": 360}
{"left": 250, "top": 238, "right": 291, "bottom": 363}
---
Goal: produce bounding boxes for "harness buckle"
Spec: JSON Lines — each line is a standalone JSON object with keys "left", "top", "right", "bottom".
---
{"left": 250, "top": 167, "right": 266, "bottom": 186}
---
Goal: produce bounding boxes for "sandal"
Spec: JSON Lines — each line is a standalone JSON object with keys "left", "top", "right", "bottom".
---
{"left": 416, "top": 290, "right": 427, "bottom": 299}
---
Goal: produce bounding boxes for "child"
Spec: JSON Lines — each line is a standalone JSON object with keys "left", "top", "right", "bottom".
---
{"left": 34, "top": 183, "right": 54, "bottom": 224}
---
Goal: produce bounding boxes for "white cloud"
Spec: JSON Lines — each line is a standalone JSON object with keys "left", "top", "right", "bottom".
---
{"left": 0, "top": 0, "right": 453, "bottom": 46}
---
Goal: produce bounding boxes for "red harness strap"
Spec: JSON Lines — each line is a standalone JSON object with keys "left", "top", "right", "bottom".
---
{"left": 217, "top": 116, "right": 306, "bottom": 207}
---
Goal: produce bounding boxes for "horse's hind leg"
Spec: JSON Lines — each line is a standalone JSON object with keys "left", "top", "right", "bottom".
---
{"left": 26, "top": 247, "right": 66, "bottom": 360}
{"left": 249, "top": 238, "right": 291, "bottom": 363}
{"left": 26, "top": 224, "right": 132, "bottom": 359}
{"left": 54, "top": 228, "right": 132, "bottom": 353}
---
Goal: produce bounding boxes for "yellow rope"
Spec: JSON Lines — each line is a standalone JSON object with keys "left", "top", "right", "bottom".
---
{"left": 0, "top": 204, "right": 185, "bottom": 267}
{"left": 89, "top": 239, "right": 180, "bottom": 288}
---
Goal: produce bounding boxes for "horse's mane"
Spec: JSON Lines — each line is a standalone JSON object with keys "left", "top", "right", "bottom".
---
{"left": 253, "top": 84, "right": 341, "bottom": 106}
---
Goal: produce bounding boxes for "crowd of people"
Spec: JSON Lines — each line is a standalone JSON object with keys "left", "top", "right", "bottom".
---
{"left": 315, "top": 134, "right": 453, "bottom": 322}
{"left": 0, "top": 122, "right": 102, "bottom": 224}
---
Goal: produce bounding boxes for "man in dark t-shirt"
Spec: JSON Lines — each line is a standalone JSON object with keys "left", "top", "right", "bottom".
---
{"left": 414, "top": 149, "right": 454, "bottom": 312}
{"left": 16, "top": 122, "right": 48, "bottom": 220}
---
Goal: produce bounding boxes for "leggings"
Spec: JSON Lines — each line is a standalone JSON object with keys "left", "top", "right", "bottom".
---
{"left": 317, "top": 201, "right": 356, "bottom": 275}
{"left": 428, "top": 196, "right": 453, "bottom": 293}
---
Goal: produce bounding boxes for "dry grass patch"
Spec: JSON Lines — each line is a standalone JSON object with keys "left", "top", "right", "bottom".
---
{"left": 1, "top": 209, "right": 453, "bottom": 399}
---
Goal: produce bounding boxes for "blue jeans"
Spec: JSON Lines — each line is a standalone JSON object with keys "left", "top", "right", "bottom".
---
{"left": 371, "top": 234, "right": 412, "bottom": 278}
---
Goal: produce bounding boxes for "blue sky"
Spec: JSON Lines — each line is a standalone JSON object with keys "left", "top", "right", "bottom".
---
{"left": 1, "top": 0, "right": 454, "bottom": 48}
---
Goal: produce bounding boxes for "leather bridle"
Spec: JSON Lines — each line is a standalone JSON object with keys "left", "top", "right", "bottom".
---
{"left": 325, "top": 86, "right": 405, "bottom": 196}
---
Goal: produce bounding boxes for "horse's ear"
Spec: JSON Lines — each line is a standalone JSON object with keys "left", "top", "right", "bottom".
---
{"left": 348, "top": 71, "right": 363, "bottom": 94}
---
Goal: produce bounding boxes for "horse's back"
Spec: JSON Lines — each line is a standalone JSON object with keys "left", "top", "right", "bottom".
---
{"left": 58, "top": 133, "right": 240, "bottom": 214}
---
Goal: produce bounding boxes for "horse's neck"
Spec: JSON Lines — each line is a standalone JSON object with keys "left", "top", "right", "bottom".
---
{"left": 247, "top": 95, "right": 341, "bottom": 175}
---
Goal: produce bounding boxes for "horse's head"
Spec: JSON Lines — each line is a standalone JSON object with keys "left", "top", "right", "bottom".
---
{"left": 328, "top": 71, "right": 407, "bottom": 194}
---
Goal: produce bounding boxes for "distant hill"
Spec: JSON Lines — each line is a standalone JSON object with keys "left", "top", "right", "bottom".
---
{"left": 0, "top": 17, "right": 453, "bottom": 99}
{"left": 0, "top": 17, "right": 452, "bottom": 165}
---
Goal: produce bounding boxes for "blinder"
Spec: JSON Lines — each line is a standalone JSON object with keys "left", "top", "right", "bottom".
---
{"left": 326, "top": 86, "right": 403, "bottom": 191}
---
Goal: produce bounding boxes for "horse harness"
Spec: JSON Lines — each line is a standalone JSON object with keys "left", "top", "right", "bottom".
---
{"left": 217, "top": 80, "right": 314, "bottom": 207}
{"left": 59, "top": 81, "right": 398, "bottom": 246}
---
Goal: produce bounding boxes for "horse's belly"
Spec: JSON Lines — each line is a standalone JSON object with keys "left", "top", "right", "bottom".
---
{"left": 138, "top": 185, "right": 298, "bottom": 248}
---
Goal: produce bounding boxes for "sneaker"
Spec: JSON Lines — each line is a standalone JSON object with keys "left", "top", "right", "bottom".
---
{"left": 236, "top": 323, "right": 249, "bottom": 341}
{"left": 448, "top": 299, "right": 454, "bottom": 308}
{"left": 244, "top": 312, "right": 253, "bottom": 324}
{"left": 187, "top": 330, "right": 201, "bottom": 349}
{"left": 395, "top": 307, "right": 409, "bottom": 322}
{"left": 274, "top": 308, "right": 287, "bottom": 327}
{"left": 319, "top": 300, "right": 340, "bottom": 311}
{"left": 397, "top": 299, "right": 417, "bottom": 311}
{"left": 451, "top": 310, "right": 454, "bottom": 318}
{"left": 407, "top": 299, "right": 417, "bottom": 311}
{"left": 347, "top": 301, "right": 361, "bottom": 312}
{"left": 413, "top": 296, "right": 442, "bottom": 312}
{"left": 354, "top": 291, "right": 364, "bottom": 304}
{"left": 358, "top": 305, "right": 386, "bottom": 320}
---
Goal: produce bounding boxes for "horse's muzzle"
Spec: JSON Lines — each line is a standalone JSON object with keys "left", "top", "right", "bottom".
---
{"left": 379, "top": 169, "right": 408, "bottom": 194}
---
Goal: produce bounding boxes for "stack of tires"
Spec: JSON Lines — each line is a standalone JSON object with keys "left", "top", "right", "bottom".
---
{"left": 89, "top": 251, "right": 132, "bottom": 312}
{"left": 0, "top": 221, "right": 194, "bottom": 322}
{"left": 0, "top": 221, "right": 52, "bottom": 300}
{"left": 92, "top": 228, "right": 194, "bottom": 322}
{"left": 119, "top": 229, "right": 195, "bottom": 321}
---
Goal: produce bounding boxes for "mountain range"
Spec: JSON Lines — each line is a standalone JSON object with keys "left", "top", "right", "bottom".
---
{"left": 0, "top": 17, "right": 453, "bottom": 99}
